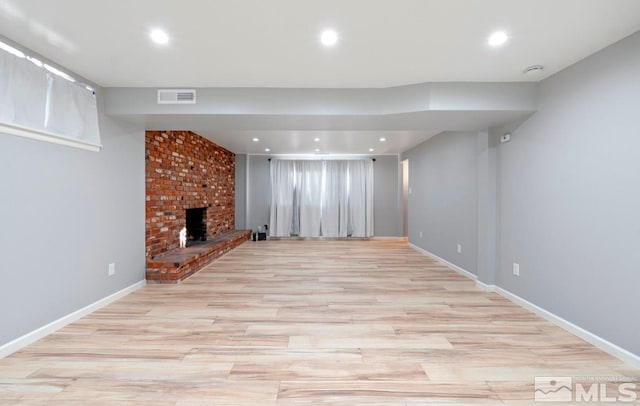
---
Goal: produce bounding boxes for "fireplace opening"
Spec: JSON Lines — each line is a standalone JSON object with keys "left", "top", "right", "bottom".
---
{"left": 185, "top": 207, "right": 207, "bottom": 243}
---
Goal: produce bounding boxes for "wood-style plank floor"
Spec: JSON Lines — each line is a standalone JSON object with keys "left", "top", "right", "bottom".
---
{"left": 1, "top": 240, "right": 637, "bottom": 405}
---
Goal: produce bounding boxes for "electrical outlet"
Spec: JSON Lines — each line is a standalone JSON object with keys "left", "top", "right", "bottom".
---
{"left": 457, "top": 244, "right": 462, "bottom": 254}
{"left": 513, "top": 262, "right": 520, "bottom": 276}
{"left": 419, "top": 231, "right": 423, "bottom": 239}
{"left": 108, "top": 263, "right": 115, "bottom": 276}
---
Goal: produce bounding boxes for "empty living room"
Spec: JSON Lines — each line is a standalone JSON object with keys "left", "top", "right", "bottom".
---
{"left": 1, "top": 1, "right": 639, "bottom": 404}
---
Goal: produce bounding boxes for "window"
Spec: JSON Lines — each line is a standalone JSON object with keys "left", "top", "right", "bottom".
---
{"left": 0, "top": 40, "right": 101, "bottom": 151}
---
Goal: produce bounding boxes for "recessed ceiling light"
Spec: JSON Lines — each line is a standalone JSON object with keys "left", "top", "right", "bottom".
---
{"left": 315, "top": 148, "right": 320, "bottom": 152}
{"left": 320, "top": 29, "right": 338, "bottom": 47}
{"left": 252, "top": 137, "right": 260, "bottom": 142}
{"left": 314, "top": 137, "right": 320, "bottom": 142}
{"left": 488, "top": 31, "right": 508, "bottom": 47}
{"left": 150, "top": 29, "right": 169, "bottom": 45}
{"left": 265, "top": 148, "right": 270, "bottom": 152}
{"left": 379, "top": 137, "right": 386, "bottom": 142}
{"left": 369, "top": 148, "right": 374, "bottom": 152}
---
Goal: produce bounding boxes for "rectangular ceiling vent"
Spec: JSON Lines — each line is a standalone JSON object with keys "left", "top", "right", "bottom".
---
{"left": 157, "top": 89, "right": 196, "bottom": 104}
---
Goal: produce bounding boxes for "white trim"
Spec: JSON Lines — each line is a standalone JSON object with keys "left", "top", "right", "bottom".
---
{"left": 408, "top": 242, "right": 477, "bottom": 280}
{"left": 372, "top": 236, "right": 407, "bottom": 241}
{"left": 0, "top": 280, "right": 145, "bottom": 359}
{"left": 411, "top": 243, "right": 640, "bottom": 368}
{"left": 474, "top": 279, "right": 495, "bottom": 292}
{"left": 0, "top": 122, "right": 102, "bottom": 152}
{"left": 491, "top": 285, "right": 640, "bottom": 369}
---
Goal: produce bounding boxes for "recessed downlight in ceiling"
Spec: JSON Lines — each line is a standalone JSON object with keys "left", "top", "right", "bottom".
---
{"left": 320, "top": 29, "right": 338, "bottom": 47}
{"left": 150, "top": 29, "right": 169, "bottom": 45}
{"left": 488, "top": 31, "right": 509, "bottom": 47}
{"left": 369, "top": 148, "right": 374, "bottom": 152}
{"left": 314, "top": 137, "right": 320, "bottom": 142}
{"left": 252, "top": 137, "right": 260, "bottom": 142}
{"left": 265, "top": 148, "right": 270, "bottom": 152}
{"left": 379, "top": 137, "right": 386, "bottom": 142}
{"left": 315, "top": 148, "right": 321, "bottom": 152}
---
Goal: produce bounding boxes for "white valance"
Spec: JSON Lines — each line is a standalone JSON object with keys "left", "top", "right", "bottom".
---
{"left": 0, "top": 45, "right": 101, "bottom": 151}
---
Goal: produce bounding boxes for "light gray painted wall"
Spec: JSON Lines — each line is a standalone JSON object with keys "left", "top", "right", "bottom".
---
{"left": 373, "top": 155, "right": 402, "bottom": 237}
{"left": 0, "top": 94, "right": 145, "bottom": 346}
{"left": 234, "top": 154, "right": 247, "bottom": 230}
{"left": 243, "top": 155, "right": 402, "bottom": 236}
{"left": 404, "top": 132, "right": 479, "bottom": 274}
{"left": 246, "top": 155, "right": 271, "bottom": 232}
{"left": 497, "top": 32, "right": 640, "bottom": 355}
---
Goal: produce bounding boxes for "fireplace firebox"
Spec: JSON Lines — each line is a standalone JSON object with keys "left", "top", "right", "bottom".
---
{"left": 185, "top": 207, "right": 207, "bottom": 242}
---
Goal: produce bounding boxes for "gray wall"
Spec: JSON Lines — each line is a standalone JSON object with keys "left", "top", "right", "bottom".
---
{"left": 234, "top": 154, "right": 247, "bottom": 230}
{"left": 403, "top": 32, "right": 640, "bottom": 357}
{"left": 245, "top": 155, "right": 271, "bottom": 232}
{"left": 497, "top": 32, "right": 640, "bottom": 355}
{"left": 373, "top": 155, "right": 402, "bottom": 237}
{"left": 242, "top": 155, "right": 402, "bottom": 236}
{"left": 0, "top": 93, "right": 145, "bottom": 346}
{"left": 404, "top": 132, "right": 479, "bottom": 274}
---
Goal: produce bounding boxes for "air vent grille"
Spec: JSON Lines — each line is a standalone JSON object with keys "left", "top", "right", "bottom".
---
{"left": 157, "top": 89, "right": 196, "bottom": 104}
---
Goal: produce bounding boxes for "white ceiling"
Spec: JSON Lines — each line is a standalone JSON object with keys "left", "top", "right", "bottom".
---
{"left": 1, "top": 0, "right": 639, "bottom": 155}
{"left": 1, "top": 0, "right": 639, "bottom": 88}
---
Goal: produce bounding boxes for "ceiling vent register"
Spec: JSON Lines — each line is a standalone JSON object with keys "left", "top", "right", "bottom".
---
{"left": 157, "top": 89, "right": 196, "bottom": 104}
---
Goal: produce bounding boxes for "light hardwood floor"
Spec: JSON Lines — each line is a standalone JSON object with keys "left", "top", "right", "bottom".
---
{"left": 1, "top": 240, "right": 637, "bottom": 405}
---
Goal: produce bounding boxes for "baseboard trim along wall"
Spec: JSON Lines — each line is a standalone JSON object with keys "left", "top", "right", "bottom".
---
{"left": 408, "top": 242, "right": 477, "bottom": 281}
{"left": 0, "top": 280, "right": 146, "bottom": 359}
{"left": 373, "top": 236, "right": 408, "bottom": 241}
{"left": 476, "top": 281, "right": 640, "bottom": 369}
{"left": 409, "top": 242, "right": 640, "bottom": 369}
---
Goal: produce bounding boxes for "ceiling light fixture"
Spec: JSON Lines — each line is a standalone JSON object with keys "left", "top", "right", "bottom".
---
{"left": 150, "top": 29, "right": 169, "bottom": 45}
{"left": 314, "top": 137, "right": 320, "bottom": 142}
{"left": 369, "top": 148, "right": 374, "bottom": 152}
{"left": 252, "top": 137, "right": 260, "bottom": 142}
{"left": 315, "top": 148, "right": 320, "bottom": 152}
{"left": 265, "top": 148, "right": 270, "bottom": 152}
{"left": 379, "top": 137, "right": 386, "bottom": 142}
{"left": 320, "top": 29, "right": 338, "bottom": 47}
{"left": 488, "top": 31, "right": 509, "bottom": 47}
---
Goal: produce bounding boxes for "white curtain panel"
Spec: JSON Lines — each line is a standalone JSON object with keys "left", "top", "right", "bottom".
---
{"left": 45, "top": 74, "right": 100, "bottom": 144}
{"left": 0, "top": 47, "right": 101, "bottom": 147}
{"left": 348, "top": 160, "right": 374, "bottom": 237}
{"left": 297, "top": 160, "right": 323, "bottom": 237}
{"left": 269, "top": 160, "right": 297, "bottom": 237}
{"left": 0, "top": 51, "right": 47, "bottom": 130}
{"left": 322, "top": 160, "right": 349, "bottom": 237}
{"left": 269, "top": 159, "right": 374, "bottom": 238}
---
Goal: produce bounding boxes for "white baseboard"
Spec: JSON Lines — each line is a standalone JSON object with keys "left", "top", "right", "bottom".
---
{"left": 409, "top": 242, "right": 640, "bottom": 369}
{"left": 484, "top": 283, "right": 640, "bottom": 369}
{"left": 0, "top": 280, "right": 146, "bottom": 359}
{"left": 408, "top": 242, "right": 477, "bottom": 281}
{"left": 373, "top": 236, "right": 408, "bottom": 241}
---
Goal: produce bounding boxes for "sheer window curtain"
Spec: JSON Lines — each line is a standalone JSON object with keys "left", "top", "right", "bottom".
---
{"left": 297, "top": 160, "right": 323, "bottom": 237}
{"left": 348, "top": 160, "right": 374, "bottom": 237}
{"left": 322, "top": 160, "right": 349, "bottom": 237}
{"left": 269, "top": 160, "right": 296, "bottom": 237}
{"left": 269, "top": 159, "right": 374, "bottom": 238}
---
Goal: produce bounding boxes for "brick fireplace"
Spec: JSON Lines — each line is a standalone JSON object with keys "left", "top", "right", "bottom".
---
{"left": 145, "top": 130, "right": 236, "bottom": 259}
